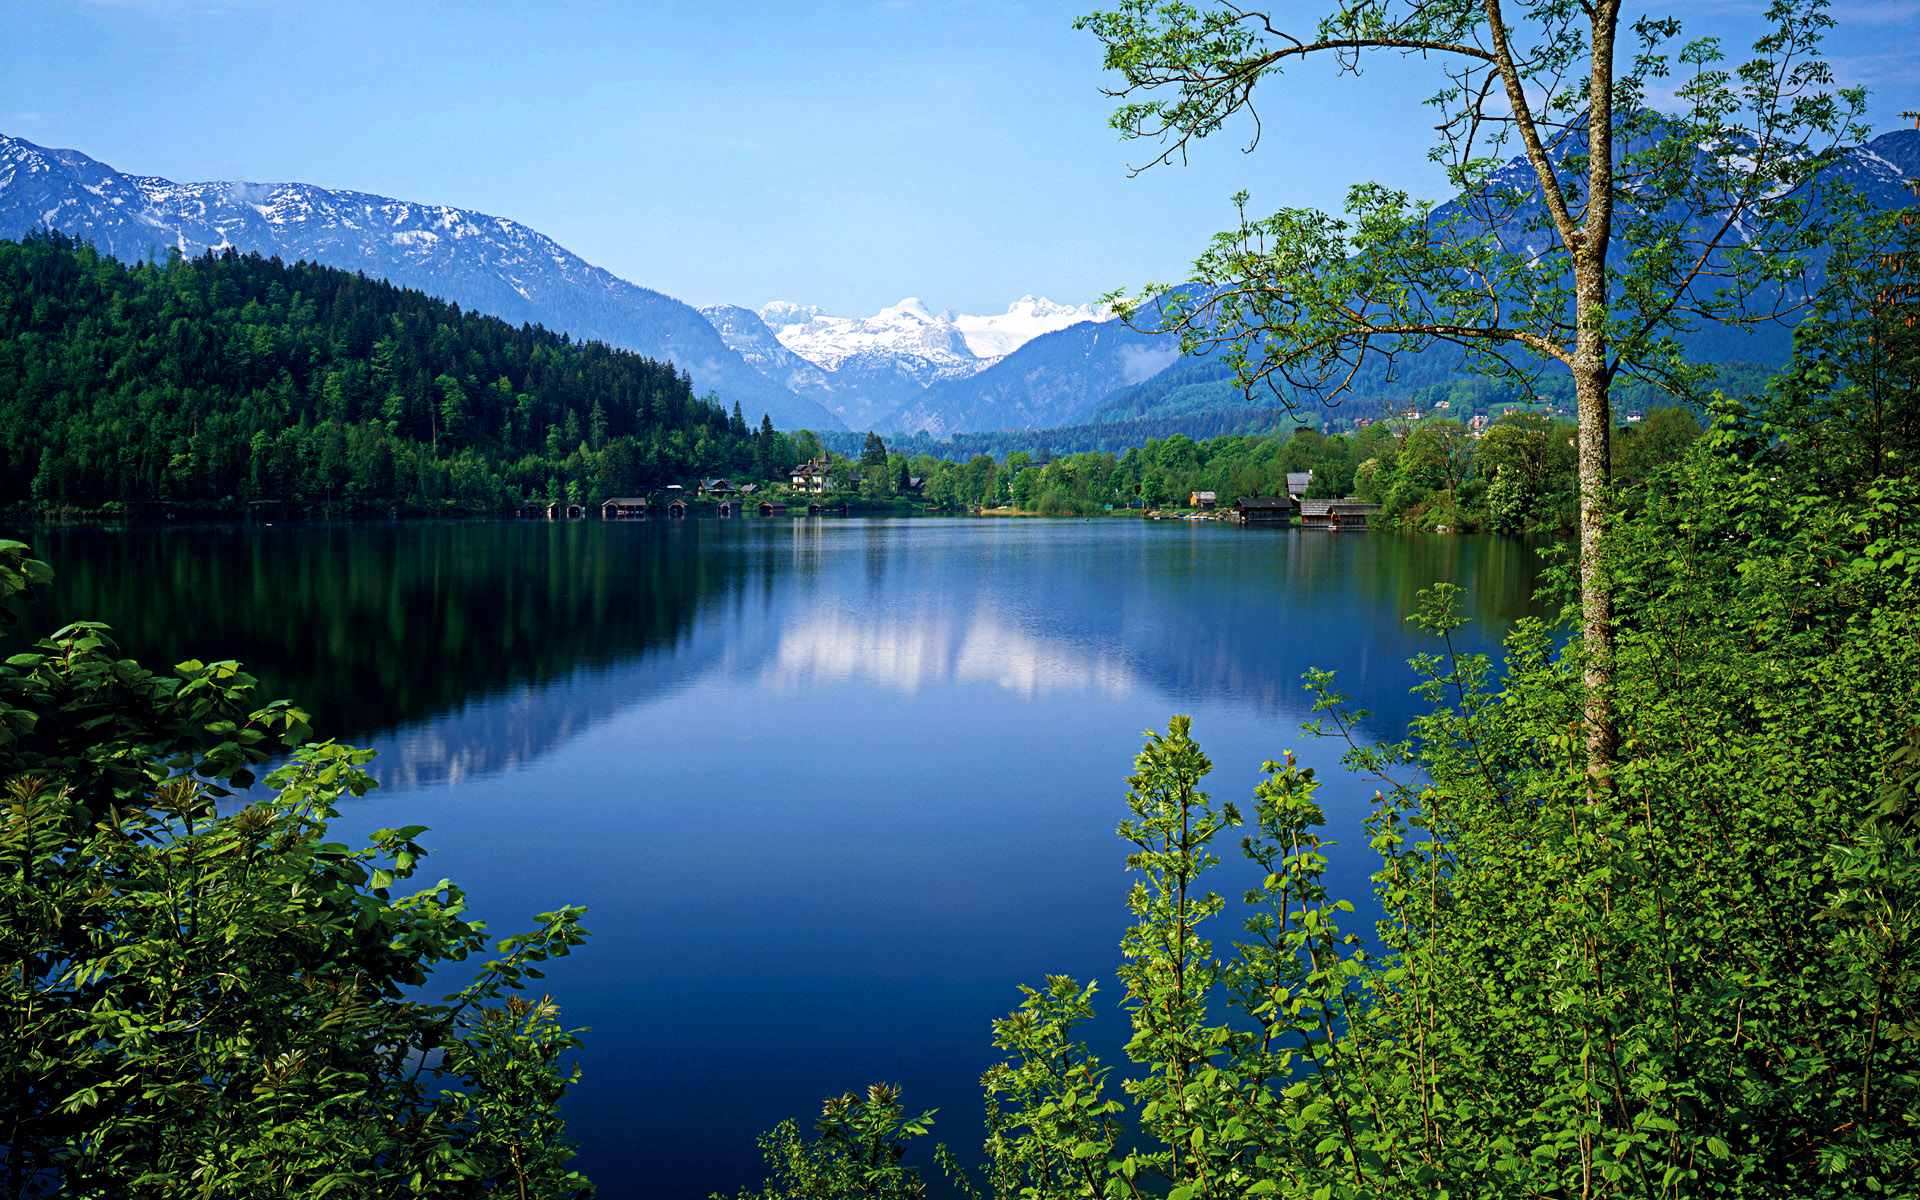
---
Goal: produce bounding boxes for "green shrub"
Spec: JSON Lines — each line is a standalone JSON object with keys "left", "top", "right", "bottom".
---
{"left": 0, "top": 542, "right": 594, "bottom": 1198}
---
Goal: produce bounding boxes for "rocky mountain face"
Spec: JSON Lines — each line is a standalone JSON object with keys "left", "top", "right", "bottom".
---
{"left": 889, "top": 307, "right": 1183, "bottom": 437}
{"left": 0, "top": 133, "right": 844, "bottom": 430}
{"left": 697, "top": 303, "right": 838, "bottom": 406}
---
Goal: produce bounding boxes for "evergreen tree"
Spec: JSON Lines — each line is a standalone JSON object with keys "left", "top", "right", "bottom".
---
{"left": 0, "top": 236, "right": 791, "bottom": 515}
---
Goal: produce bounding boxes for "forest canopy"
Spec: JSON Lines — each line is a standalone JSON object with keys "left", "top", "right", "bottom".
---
{"left": 0, "top": 232, "right": 791, "bottom": 514}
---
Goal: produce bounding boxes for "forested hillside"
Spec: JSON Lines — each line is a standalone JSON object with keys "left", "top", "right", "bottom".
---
{"left": 0, "top": 232, "right": 793, "bottom": 514}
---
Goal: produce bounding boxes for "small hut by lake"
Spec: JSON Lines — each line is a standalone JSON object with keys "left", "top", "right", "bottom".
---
{"left": 667, "top": 499, "right": 689, "bottom": 518}
{"left": 1299, "top": 498, "right": 1383, "bottom": 528}
{"left": 759, "top": 500, "right": 788, "bottom": 516}
{"left": 601, "top": 497, "right": 648, "bottom": 519}
{"left": 516, "top": 500, "right": 546, "bottom": 520}
{"left": 1234, "top": 497, "right": 1292, "bottom": 524}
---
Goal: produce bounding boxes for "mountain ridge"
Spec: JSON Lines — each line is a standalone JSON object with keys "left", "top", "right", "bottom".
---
{"left": 0, "top": 133, "right": 845, "bottom": 431}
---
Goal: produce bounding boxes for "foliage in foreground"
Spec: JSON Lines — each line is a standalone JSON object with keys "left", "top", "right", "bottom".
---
{"left": 735, "top": 341, "right": 1920, "bottom": 1195}
{"left": 0, "top": 543, "right": 593, "bottom": 1198}
{"left": 724, "top": 1083, "right": 949, "bottom": 1200}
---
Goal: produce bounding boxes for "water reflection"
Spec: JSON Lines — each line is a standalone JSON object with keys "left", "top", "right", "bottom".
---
{"left": 19, "top": 522, "right": 743, "bottom": 743}
{"left": 15, "top": 520, "right": 1555, "bottom": 790}
{"left": 765, "top": 610, "right": 1139, "bottom": 697}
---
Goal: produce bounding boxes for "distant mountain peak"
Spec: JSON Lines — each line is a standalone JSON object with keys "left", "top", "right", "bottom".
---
{"left": 759, "top": 300, "right": 821, "bottom": 329}
{"left": 883, "top": 296, "right": 933, "bottom": 318}
{"left": 704, "top": 289, "right": 1125, "bottom": 432}
{"left": 760, "top": 297, "right": 979, "bottom": 377}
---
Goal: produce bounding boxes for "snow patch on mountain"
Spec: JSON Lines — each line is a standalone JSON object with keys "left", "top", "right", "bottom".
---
{"left": 758, "top": 300, "right": 821, "bottom": 328}
{"left": 955, "top": 295, "right": 1108, "bottom": 359}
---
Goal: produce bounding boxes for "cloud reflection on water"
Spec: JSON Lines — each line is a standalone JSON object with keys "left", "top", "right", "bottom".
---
{"left": 761, "top": 607, "right": 1136, "bottom": 698}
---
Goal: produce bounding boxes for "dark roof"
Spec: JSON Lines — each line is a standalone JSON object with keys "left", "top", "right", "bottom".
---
{"left": 1235, "top": 497, "right": 1292, "bottom": 510}
{"left": 602, "top": 497, "right": 649, "bottom": 506}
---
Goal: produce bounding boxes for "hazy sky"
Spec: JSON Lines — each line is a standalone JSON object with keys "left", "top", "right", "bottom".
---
{"left": 6, "top": 0, "right": 1916, "bottom": 317}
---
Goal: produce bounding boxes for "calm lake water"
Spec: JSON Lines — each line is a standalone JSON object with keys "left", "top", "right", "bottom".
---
{"left": 14, "top": 517, "right": 1552, "bottom": 1198}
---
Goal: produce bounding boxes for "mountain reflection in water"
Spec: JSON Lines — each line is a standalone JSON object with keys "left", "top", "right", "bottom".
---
{"left": 12, "top": 517, "right": 1553, "bottom": 1198}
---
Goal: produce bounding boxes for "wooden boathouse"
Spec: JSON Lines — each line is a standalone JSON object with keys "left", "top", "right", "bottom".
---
{"left": 759, "top": 500, "right": 788, "bottom": 516}
{"left": 1299, "top": 499, "right": 1383, "bottom": 528}
{"left": 601, "top": 497, "right": 648, "bottom": 519}
{"left": 667, "top": 499, "right": 688, "bottom": 518}
{"left": 516, "top": 500, "right": 546, "bottom": 519}
{"left": 1234, "top": 497, "right": 1293, "bottom": 524}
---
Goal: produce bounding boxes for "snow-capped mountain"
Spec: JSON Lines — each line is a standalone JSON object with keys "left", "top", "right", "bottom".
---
{"left": 0, "top": 133, "right": 844, "bottom": 430}
{"left": 699, "top": 294, "right": 1117, "bottom": 430}
{"left": 954, "top": 295, "right": 1107, "bottom": 359}
{"left": 761, "top": 294, "right": 1106, "bottom": 375}
{"left": 762, "top": 297, "right": 985, "bottom": 379}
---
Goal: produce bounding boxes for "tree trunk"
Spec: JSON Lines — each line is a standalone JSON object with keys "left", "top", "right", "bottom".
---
{"left": 1572, "top": 349, "right": 1615, "bottom": 784}
{"left": 1576, "top": 4, "right": 1622, "bottom": 787}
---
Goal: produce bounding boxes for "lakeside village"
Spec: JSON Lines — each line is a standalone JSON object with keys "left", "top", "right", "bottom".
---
{"left": 501, "top": 393, "right": 1696, "bottom": 536}
{"left": 530, "top": 463, "right": 1384, "bottom": 528}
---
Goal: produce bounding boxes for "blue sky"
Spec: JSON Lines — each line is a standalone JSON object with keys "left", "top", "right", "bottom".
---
{"left": 5, "top": 0, "right": 1916, "bottom": 317}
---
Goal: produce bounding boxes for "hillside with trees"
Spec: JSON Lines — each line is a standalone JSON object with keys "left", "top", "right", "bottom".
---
{"left": 0, "top": 232, "right": 807, "bottom": 516}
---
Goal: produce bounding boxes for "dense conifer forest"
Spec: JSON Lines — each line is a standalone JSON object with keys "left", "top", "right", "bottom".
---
{"left": 0, "top": 232, "right": 789, "bottom": 514}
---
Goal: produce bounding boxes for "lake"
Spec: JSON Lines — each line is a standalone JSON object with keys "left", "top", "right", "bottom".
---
{"left": 13, "top": 516, "right": 1553, "bottom": 1198}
